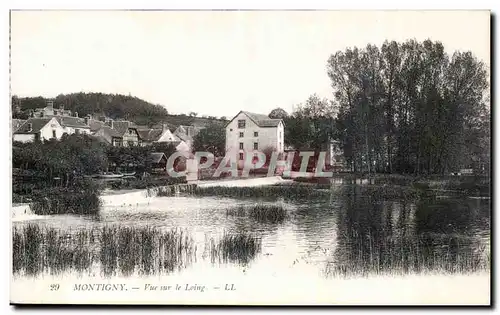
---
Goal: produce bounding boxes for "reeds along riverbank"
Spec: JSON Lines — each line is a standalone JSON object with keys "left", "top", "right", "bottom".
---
{"left": 208, "top": 231, "right": 262, "bottom": 266}
{"left": 12, "top": 224, "right": 196, "bottom": 277}
{"left": 227, "top": 204, "right": 288, "bottom": 224}
{"left": 324, "top": 231, "right": 490, "bottom": 279}
{"left": 150, "top": 183, "right": 197, "bottom": 197}
{"left": 185, "top": 184, "right": 330, "bottom": 199}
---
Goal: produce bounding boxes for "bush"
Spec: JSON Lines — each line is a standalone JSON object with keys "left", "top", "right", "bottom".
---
{"left": 106, "top": 176, "right": 188, "bottom": 190}
{"left": 30, "top": 179, "right": 103, "bottom": 215}
{"left": 227, "top": 204, "right": 288, "bottom": 224}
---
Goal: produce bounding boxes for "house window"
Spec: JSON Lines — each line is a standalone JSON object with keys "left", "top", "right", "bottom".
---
{"left": 254, "top": 142, "right": 258, "bottom": 150}
{"left": 239, "top": 142, "right": 244, "bottom": 150}
{"left": 239, "top": 153, "right": 244, "bottom": 160}
{"left": 254, "top": 131, "right": 258, "bottom": 137}
{"left": 75, "top": 129, "right": 80, "bottom": 134}
{"left": 238, "top": 120, "right": 246, "bottom": 128}
{"left": 279, "top": 131, "right": 282, "bottom": 138}
{"left": 279, "top": 142, "right": 282, "bottom": 150}
{"left": 52, "top": 130, "right": 56, "bottom": 139}
{"left": 239, "top": 132, "right": 244, "bottom": 138}
{"left": 128, "top": 141, "right": 135, "bottom": 146}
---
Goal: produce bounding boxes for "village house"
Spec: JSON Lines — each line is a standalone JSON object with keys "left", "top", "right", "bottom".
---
{"left": 173, "top": 125, "right": 204, "bottom": 151}
{"left": 137, "top": 124, "right": 177, "bottom": 146}
{"left": 32, "top": 100, "right": 72, "bottom": 118}
{"left": 11, "top": 119, "right": 26, "bottom": 134}
{"left": 17, "top": 101, "right": 199, "bottom": 154}
{"left": 91, "top": 123, "right": 123, "bottom": 146}
{"left": 225, "top": 111, "right": 285, "bottom": 163}
{"left": 50, "top": 114, "right": 92, "bottom": 135}
{"left": 111, "top": 121, "right": 140, "bottom": 147}
{"left": 13, "top": 117, "right": 65, "bottom": 143}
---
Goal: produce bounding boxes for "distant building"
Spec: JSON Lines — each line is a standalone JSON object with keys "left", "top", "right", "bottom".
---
{"left": 137, "top": 124, "right": 177, "bottom": 146}
{"left": 150, "top": 152, "right": 168, "bottom": 173}
{"left": 11, "top": 119, "right": 26, "bottom": 134}
{"left": 173, "top": 125, "right": 204, "bottom": 151}
{"left": 92, "top": 123, "right": 123, "bottom": 147}
{"left": 225, "top": 110, "right": 284, "bottom": 163}
{"left": 112, "top": 121, "right": 140, "bottom": 147}
{"left": 50, "top": 115, "right": 91, "bottom": 135}
{"left": 13, "top": 117, "right": 65, "bottom": 143}
{"left": 32, "top": 100, "right": 72, "bottom": 118}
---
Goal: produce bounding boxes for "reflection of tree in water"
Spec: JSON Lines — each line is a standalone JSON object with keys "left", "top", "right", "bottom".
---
{"left": 289, "top": 198, "right": 338, "bottom": 263}
{"left": 326, "top": 185, "right": 489, "bottom": 278}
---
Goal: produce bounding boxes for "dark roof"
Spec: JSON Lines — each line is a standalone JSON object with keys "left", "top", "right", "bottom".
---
{"left": 14, "top": 117, "right": 55, "bottom": 134}
{"left": 174, "top": 125, "right": 203, "bottom": 142}
{"left": 112, "top": 121, "right": 139, "bottom": 136}
{"left": 137, "top": 129, "right": 164, "bottom": 141}
{"left": 242, "top": 111, "right": 282, "bottom": 127}
{"left": 50, "top": 116, "right": 90, "bottom": 129}
{"left": 150, "top": 152, "right": 167, "bottom": 163}
{"left": 177, "top": 125, "right": 203, "bottom": 136}
{"left": 89, "top": 119, "right": 106, "bottom": 132}
{"left": 229, "top": 111, "right": 282, "bottom": 128}
{"left": 174, "top": 131, "right": 191, "bottom": 142}
{"left": 99, "top": 125, "right": 122, "bottom": 139}
{"left": 12, "top": 119, "right": 26, "bottom": 133}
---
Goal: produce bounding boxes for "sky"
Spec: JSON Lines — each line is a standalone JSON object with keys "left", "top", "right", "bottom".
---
{"left": 10, "top": 10, "right": 490, "bottom": 117}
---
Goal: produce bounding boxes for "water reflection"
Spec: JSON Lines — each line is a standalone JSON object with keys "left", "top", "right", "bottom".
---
{"left": 326, "top": 185, "right": 490, "bottom": 278}
{"left": 12, "top": 183, "right": 490, "bottom": 279}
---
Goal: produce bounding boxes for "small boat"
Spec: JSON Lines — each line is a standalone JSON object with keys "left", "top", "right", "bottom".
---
{"left": 97, "top": 172, "right": 124, "bottom": 179}
{"left": 121, "top": 172, "right": 136, "bottom": 177}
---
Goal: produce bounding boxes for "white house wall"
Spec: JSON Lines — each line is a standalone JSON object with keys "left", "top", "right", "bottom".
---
{"left": 14, "top": 118, "right": 65, "bottom": 143}
{"left": 176, "top": 141, "right": 190, "bottom": 153}
{"left": 40, "top": 118, "right": 65, "bottom": 140}
{"left": 225, "top": 112, "right": 284, "bottom": 162}
{"left": 13, "top": 134, "right": 35, "bottom": 142}
{"left": 156, "top": 130, "right": 176, "bottom": 142}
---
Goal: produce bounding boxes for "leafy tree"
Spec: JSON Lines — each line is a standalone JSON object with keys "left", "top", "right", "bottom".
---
{"left": 327, "top": 39, "right": 489, "bottom": 174}
{"left": 192, "top": 122, "right": 226, "bottom": 156}
{"left": 283, "top": 95, "right": 336, "bottom": 151}
{"left": 268, "top": 107, "right": 289, "bottom": 119}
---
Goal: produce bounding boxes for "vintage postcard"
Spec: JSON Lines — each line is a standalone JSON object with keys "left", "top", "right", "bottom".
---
{"left": 9, "top": 10, "right": 491, "bottom": 306}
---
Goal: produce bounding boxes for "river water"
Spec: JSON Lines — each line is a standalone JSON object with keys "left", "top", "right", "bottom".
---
{"left": 10, "top": 182, "right": 491, "bottom": 305}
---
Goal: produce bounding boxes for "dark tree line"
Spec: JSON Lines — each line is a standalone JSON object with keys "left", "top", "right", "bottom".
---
{"left": 13, "top": 134, "right": 178, "bottom": 187}
{"left": 12, "top": 92, "right": 170, "bottom": 125}
{"left": 192, "top": 121, "right": 226, "bottom": 157}
{"left": 268, "top": 40, "right": 489, "bottom": 175}
{"left": 12, "top": 93, "right": 228, "bottom": 128}
{"left": 269, "top": 94, "right": 336, "bottom": 151}
{"left": 328, "top": 39, "right": 489, "bottom": 175}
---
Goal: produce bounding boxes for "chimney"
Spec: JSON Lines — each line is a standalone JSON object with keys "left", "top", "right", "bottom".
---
{"left": 27, "top": 123, "right": 32, "bottom": 132}
{"left": 46, "top": 100, "right": 53, "bottom": 109}
{"left": 84, "top": 115, "right": 90, "bottom": 126}
{"left": 74, "top": 112, "right": 78, "bottom": 118}
{"left": 40, "top": 111, "right": 44, "bottom": 117}
{"left": 162, "top": 124, "right": 168, "bottom": 132}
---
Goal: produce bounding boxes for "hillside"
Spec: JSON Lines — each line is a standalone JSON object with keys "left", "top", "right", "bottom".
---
{"left": 11, "top": 92, "right": 226, "bottom": 128}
